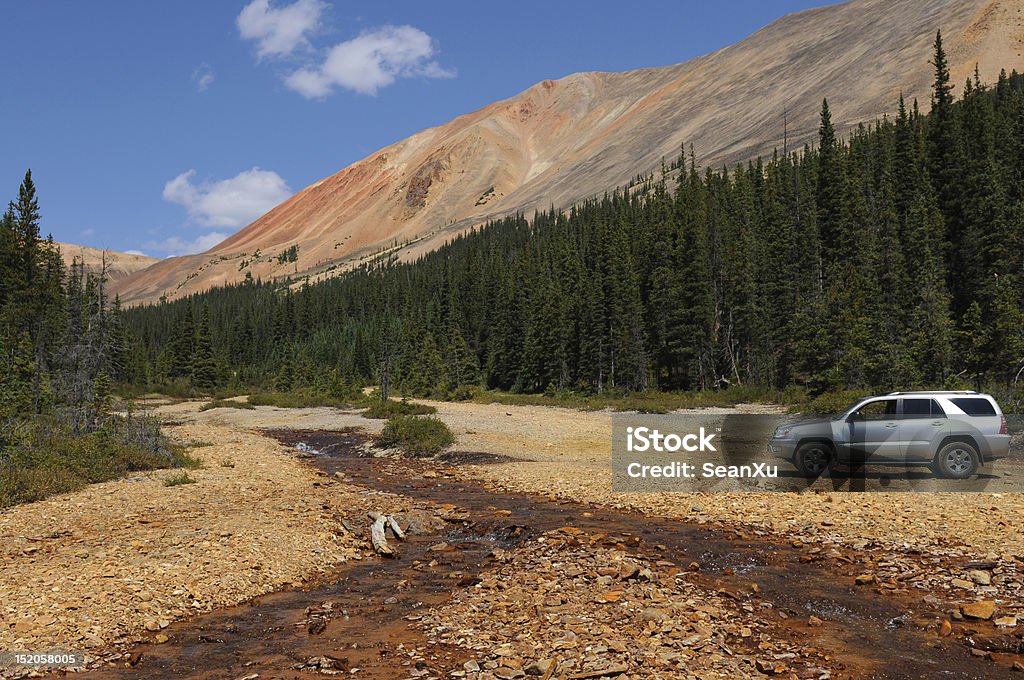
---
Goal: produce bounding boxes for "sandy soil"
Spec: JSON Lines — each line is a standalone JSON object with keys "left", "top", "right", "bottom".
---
{"left": 421, "top": 399, "right": 1024, "bottom": 561}
{"left": 4, "top": 397, "right": 1022, "bottom": 678}
{"left": 0, "top": 402, "right": 369, "bottom": 666}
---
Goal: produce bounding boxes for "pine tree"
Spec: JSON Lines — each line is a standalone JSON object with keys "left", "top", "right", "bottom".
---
{"left": 191, "top": 304, "right": 219, "bottom": 390}
{"left": 926, "top": 30, "right": 968, "bottom": 314}
{"left": 274, "top": 354, "right": 295, "bottom": 392}
{"left": 443, "top": 323, "right": 478, "bottom": 392}
{"left": 816, "top": 99, "right": 846, "bottom": 268}
{"left": 0, "top": 204, "right": 21, "bottom": 311}
{"left": 15, "top": 171, "right": 41, "bottom": 285}
{"left": 167, "top": 302, "right": 196, "bottom": 379}
{"left": 671, "top": 161, "right": 720, "bottom": 391}
{"left": 403, "top": 330, "right": 443, "bottom": 397}
{"left": 0, "top": 329, "right": 36, "bottom": 420}
{"left": 957, "top": 301, "right": 989, "bottom": 391}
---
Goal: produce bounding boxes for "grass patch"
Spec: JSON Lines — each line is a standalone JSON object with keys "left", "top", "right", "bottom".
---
{"left": 0, "top": 411, "right": 194, "bottom": 509}
{"left": 361, "top": 398, "right": 436, "bottom": 419}
{"left": 375, "top": 415, "right": 455, "bottom": 457}
{"left": 247, "top": 390, "right": 354, "bottom": 409}
{"left": 466, "top": 385, "right": 809, "bottom": 414}
{"left": 199, "top": 399, "right": 255, "bottom": 412}
{"left": 162, "top": 471, "right": 197, "bottom": 487}
{"left": 790, "top": 389, "right": 873, "bottom": 415}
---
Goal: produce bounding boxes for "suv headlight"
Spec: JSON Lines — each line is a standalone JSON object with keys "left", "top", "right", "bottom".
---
{"left": 773, "top": 426, "right": 793, "bottom": 439}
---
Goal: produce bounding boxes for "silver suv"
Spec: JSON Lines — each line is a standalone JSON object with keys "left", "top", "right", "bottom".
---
{"left": 768, "top": 391, "right": 1011, "bottom": 479}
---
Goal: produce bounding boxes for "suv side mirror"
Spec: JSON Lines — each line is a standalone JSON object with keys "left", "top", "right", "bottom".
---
{"left": 847, "top": 413, "right": 861, "bottom": 423}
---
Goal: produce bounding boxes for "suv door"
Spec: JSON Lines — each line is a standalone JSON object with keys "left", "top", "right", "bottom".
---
{"left": 899, "top": 398, "right": 948, "bottom": 461}
{"left": 846, "top": 399, "right": 900, "bottom": 461}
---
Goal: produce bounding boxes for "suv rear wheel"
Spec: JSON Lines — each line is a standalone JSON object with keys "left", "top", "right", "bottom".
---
{"left": 935, "top": 441, "right": 979, "bottom": 479}
{"left": 795, "top": 441, "right": 832, "bottom": 478}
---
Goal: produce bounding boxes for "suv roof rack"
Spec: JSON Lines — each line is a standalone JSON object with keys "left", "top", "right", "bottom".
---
{"left": 886, "top": 391, "right": 979, "bottom": 396}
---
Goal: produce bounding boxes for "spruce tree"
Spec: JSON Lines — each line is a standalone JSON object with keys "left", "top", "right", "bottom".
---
{"left": 816, "top": 99, "right": 845, "bottom": 268}
{"left": 926, "top": 30, "right": 968, "bottom": 313}
{"left": 191, "top": 305, "right": 219, "bottom": 390}
{"left": 167, "top": 302, "right": 196, "bottom": 379}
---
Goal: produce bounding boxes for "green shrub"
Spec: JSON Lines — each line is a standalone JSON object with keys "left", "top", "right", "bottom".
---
{"left": 0, "top": 464, "right": 84, "bottom": 506}
{"left": 163, "top": 471, "right": 197, "bottom": 487}
{"left": 0, "top": 410, "right": 196, "bottom": 508}
{"left": 247, "top": 390, "right": 352, "bottom": 409}
{"left": 200, "top": 399, "right": 255, "bottom": 411}
{"left": 465, "top": 386, "right": 799, "bottom": 412}
{"left": 793, "top": 390, "right": 872, "bottom": 415}
{"left": 375, "top": 415, "right": 455, "bottom": 457}
{"left": 449, "top": 385, "right": 477, "bottom": 401}
{"left": 361, "top": 398, "right": 436, "bottom": 419}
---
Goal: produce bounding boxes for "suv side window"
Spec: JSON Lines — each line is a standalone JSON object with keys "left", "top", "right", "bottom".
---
{"left": 902, "top": 398, "right": 945, "bottom": 419}
{"left": 853, "top": 399, "right": 897, "bottom": 420}
{"left": 950, "top": 398, "right": 997, "bottom": 416}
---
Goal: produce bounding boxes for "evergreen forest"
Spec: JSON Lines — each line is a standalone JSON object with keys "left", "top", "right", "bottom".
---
{"left": 122, "top": 36, "right": 1024, "bottom": 407}
{"left": 0, "top": 173, "right": 186, "bottom": 507}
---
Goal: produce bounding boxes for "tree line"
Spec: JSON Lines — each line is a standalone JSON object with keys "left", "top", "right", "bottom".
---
{"left": 0, "top": 170, "right": 132, "bottom": 432}
{"left": 0, "top": 170, "right": 187, "bottom": 506}
{"left": 123, "top": 34, "right": 1024, "bottom": 404}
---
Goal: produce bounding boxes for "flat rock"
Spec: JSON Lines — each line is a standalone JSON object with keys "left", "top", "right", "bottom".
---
{"left": 524, "top": 659, "right": 554, "bottom": 676}
{"left": 962, "top": 601, "right": 997, "bottom": 620}
{"left": 969, "top": 570, "right": 992, "bottom": 586}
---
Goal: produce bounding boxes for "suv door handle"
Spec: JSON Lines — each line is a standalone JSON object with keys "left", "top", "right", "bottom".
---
{"left": 931, "top": 421, "right": 944, "bottom": 426}
{"left": 885, "top": 423, "right": 897, "bottom": 428}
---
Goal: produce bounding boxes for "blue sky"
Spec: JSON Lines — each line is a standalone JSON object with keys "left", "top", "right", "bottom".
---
{"left": 0, "top": 1, "right": 827, "bottom": 257}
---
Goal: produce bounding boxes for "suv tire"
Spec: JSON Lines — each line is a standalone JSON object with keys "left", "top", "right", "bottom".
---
{"left": 935, "top": 441, "right": 979, "bottom": 479}
{"left": 795, "top": 441, "right": 832, "bottom": 478}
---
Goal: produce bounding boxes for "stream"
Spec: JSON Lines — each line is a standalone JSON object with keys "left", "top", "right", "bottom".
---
{"left": 63, "top": 428, "right": 1017, "bottom": 679}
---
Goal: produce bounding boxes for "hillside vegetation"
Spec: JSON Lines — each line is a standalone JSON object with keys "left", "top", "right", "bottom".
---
{"left": 123, "top": 37, "right": 1024, "bottom": 407}
{"left": 0, "top": 173, "right": 190, "bottom": 507}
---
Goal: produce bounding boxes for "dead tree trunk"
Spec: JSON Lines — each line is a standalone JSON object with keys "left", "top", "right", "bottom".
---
{"left": 368, "top": 511, "right": 397, "bottom": 557}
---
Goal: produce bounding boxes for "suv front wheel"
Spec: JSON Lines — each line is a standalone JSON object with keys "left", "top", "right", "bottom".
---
{"left": 935, "top": 441, "right": 979, "bottom": 479}
{"left": 795, "top": 441, "right": 832, "bottom": 478}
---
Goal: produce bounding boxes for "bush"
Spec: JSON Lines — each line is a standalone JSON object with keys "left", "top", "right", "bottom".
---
{"left": 447, "top": 385, "right": 478, "bottom": 401}
{"left": 247, "top": 390, "right": 353, "bottom": 409}
{"left": 0, "top": 411, "right": 195, "bottom": 508}
{"left": 375, "top": 415, "right": 455, "bottom": 457}
{"left": 793, "top": 390, "right": 872, "bottom": 415}
{"left": 361, "top": 398, "right": 436, "bottom": 419}
{"left": 163, "top": 471, "right": 197, "bottom": 487}
{"left": 465, "top": 386, "right": 800, "bottom": 413}
{"left": 200, "top": 399, "right": 255, "bottom": 411}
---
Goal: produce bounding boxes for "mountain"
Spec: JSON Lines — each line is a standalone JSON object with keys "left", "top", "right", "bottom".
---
{"left": 56, "top": 243, "right": 160, "bottom": 286}
{"left": 113, "top": 0, "right": 1024, "bottom": 306}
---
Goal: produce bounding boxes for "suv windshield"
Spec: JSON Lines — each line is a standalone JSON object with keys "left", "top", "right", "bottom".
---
{"left": 833, "top": 398, "right": 871, "bottom": 420}
{"left": 850, "top": 399, "right": 897, "bottom": 420}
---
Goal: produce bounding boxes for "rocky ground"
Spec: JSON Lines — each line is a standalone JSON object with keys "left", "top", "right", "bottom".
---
{"left": 0, "top": 406, "right": 368, "bottom": 674}
{"left": 3, "top": 398, "right": 1023, "bottom": 678}
{"left": 421, "top": 398, "right": 1024, "bottom": 570}
{"left": 422, "top": 527, "right": 833, "bottom": 680}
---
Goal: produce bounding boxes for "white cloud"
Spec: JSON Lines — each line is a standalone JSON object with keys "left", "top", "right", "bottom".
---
{"left": 193, "top": 63, "right": 215, "bottom": 91}
{"left": 144, "top": 232, "right": 231, "bottom": 257}
{"left": 124, "top": 249, "right": 150, "bottom": 257}
{"left": 80, "top": 228, "right": 96, "bottom": 237}
{"left": 237, "top": 0, "right": 324, "bottom": 59}
{"left": 285, "top": 25, "right": 454, "bottom": 98}
{"left": 162, "top": 167, "right": 292, "bottom": 228}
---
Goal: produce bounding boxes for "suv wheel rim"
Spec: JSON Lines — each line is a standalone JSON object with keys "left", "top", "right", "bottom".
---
{"left": 803, "top": 448, "right": 827, "bottom": 474}
{"left": 945, "top": 448, "right": 972, "bottom": 474}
